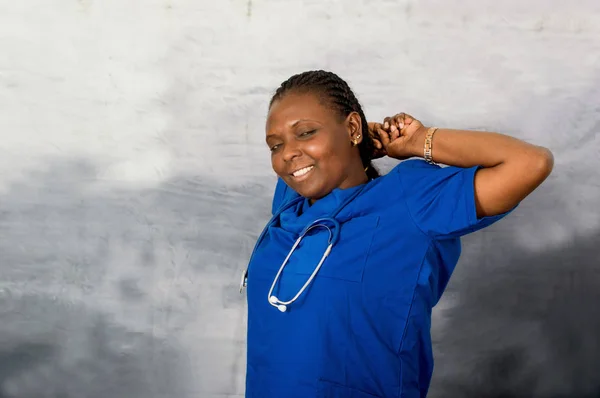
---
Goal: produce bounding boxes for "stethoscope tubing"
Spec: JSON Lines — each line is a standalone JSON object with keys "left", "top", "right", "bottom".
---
{"left": 240, "top": 183, "right": 367, "bottom": 311}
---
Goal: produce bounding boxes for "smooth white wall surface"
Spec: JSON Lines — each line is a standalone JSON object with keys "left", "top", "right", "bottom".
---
{"left": 0, "top": 1, "right": 598, "bottom": 397}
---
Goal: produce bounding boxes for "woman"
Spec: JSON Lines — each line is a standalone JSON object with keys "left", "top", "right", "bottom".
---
{"left": 243, "top": 70, "right": 553, "bottom": 397}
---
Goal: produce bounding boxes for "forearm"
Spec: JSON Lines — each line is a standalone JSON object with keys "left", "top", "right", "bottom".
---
{"left": 409, "top": 127, "right": 552, "bottom": 171}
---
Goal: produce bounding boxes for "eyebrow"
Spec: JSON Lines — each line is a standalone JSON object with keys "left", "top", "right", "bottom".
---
{"left": 266, "top": 119, "right": 317, "bottom": 140}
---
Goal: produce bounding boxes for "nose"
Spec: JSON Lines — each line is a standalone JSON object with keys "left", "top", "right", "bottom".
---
{"left": 281, "top": 141, "right": 302, "bottom": 162}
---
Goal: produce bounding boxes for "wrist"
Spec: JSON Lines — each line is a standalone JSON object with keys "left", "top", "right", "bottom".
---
{"left": 409, "top": 125, "right": 429, "bottom": 158}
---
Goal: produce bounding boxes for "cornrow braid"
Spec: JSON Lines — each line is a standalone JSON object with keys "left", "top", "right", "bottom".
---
{"left": 269, "top": 70, "right": 380, "bottom": 180}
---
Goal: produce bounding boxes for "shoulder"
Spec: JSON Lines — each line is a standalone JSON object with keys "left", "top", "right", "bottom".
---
{"left": 386, "top": 159, "right": 513, "bottom": 238}
{"left": 391, "top": 158, "right": 476, "bottom": 187}
{"left": 377, "top": 158, "right": 445, "bottom": 194}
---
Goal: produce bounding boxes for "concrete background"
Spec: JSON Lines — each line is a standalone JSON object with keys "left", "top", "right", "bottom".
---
{"left": 0, "top": 0, "right": 599, "bottom": 396}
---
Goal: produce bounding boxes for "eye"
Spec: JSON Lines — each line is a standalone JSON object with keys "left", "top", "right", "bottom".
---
{"left": 269, "top": 144, "right": 281, "bottom": 152}
{"left": 299, "top": 129, "right": 316, "bottom": 137}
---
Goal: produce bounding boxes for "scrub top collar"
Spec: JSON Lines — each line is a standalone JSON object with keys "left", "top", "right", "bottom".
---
{"left": 278, "top": 182, "right": 370, "bottom": 235}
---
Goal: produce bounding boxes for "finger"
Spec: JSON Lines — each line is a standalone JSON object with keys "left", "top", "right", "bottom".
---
{"left": 393, "top": 113, "right": 406, "bottom": 130}
{"left": 384, "top": 114, "right": 400, "bottom": 139}
{"left": 389, "top": 119, "right": 398, "bottom": 136}
{"left": 371, "top": 134, "right": 382, "bottom": 150}
{"left": 397, "top": 113, "right": 415, "bottom": 131}
{"left": 372, "top": 137, "right": 382, "bottom": 149}
{"left": 368, "top": 122, "right": 382, "bottom": 141}
{"left": 377, "top": 128, "right": 390, "bottom": 147}
{"left": 383, "top": 117, "right": 392, "bottom": 132}
{"left": 367, "top": 122, "right": 380, "bottom": 133}
{"left": 389, "top": 127, "right": 399, "bottom": 140}
{"left": 389, "top": 116, "right": 401, "bottom": 139}
{"left": 371, "top": 122, "right": 383, "bottom": 133}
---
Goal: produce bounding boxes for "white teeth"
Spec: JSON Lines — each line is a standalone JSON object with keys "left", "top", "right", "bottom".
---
{"left": 292, "top": 166, "right": 314, "bottom": 177}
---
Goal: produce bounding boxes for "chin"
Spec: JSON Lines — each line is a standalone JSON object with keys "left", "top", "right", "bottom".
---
{"left": 285, "top": 179, "right": 327, "bottom": 200}
{"left": 297, "top": 185, "right": 332, "bottom": 201}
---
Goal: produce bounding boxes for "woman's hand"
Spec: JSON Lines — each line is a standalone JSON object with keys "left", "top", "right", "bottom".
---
{"left": 367, "top": 122, "right": 388, "bottom": 159}
{"left": 376, "top": 113, "right": 427, "bottom": 160}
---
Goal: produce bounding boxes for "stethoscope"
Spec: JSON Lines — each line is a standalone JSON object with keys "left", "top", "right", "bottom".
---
{"left": 240, "top": 184, "right": 367, "bottom": 313}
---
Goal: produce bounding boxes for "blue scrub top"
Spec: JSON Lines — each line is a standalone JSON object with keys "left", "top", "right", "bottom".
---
{"left": 245, "top": 159, "right": 515, "bottom": 398}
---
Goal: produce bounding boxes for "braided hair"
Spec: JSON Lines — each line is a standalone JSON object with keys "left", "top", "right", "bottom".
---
{"left": 269, "top": 70, "right": 380, "bottom": 180}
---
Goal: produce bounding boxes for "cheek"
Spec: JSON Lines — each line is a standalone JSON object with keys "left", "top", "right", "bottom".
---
{"left": 304, "top": 137, "right": 339, "bottom": 162}
{"left": 313, "top": 139, "right": 348, "bottom": 168}
{"left": 271, "top": 154, "right": 283, "bottom": 173}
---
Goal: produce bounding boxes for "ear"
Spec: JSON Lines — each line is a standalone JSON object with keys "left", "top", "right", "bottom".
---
{"left": 345, "top": 112, "right": 363, "bottom": 144}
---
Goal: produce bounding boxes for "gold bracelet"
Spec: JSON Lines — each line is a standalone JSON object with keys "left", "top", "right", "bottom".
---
{"left": 424, "top": 127, "right": 438, "bottom": 165}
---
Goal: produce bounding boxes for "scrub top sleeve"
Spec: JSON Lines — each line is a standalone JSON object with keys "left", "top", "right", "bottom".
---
{"left": 271, "top": 177, "right": 299, "bottom": 215}
{"left": 396, "top": 159, "right": 517, "bottom": 239}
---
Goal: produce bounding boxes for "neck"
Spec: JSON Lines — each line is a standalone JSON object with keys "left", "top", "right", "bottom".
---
{"left": 339, "top": 167, "right": 369, "bottom": 190}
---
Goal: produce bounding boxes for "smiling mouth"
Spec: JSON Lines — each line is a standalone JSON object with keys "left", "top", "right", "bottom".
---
{"left": 290, "top": 166, "right": 314, "bottom": 180}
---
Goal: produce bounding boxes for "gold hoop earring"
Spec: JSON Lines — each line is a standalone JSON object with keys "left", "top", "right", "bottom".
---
{"left": 352, "top": 134, "right": 361, "bottom": 146}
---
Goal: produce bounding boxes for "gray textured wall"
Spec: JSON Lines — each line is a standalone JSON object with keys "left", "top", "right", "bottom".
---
{"left": 1, "top": 1, "right": 599, "bottom": 397}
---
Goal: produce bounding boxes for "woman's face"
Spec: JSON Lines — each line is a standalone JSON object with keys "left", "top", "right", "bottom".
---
{"left": 266, "top": 91, "right": 366, "bottom": 200}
